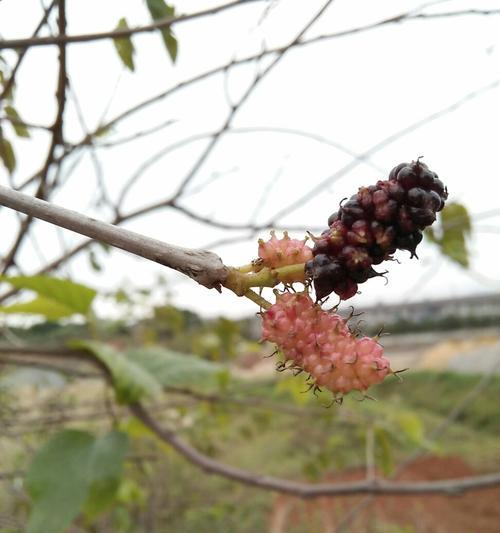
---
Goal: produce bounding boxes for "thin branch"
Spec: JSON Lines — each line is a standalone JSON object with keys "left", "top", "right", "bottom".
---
{"left": 268, "top": 77, "right": 500, "bottom": 224}
{"left": 115, "top": 126, "right": 381, "bottom": 213}
{"left": 0, "top": 185, "right": 228, "bottom": 290}
{"left": 129, "top": 402, "right": 500, "bottom": 497}
{"left": 0, "top": 0, "right": 56, "bottom": 100}
{"left": 1, "top": 0, "right": 68, "bottom": 274}
{"left": 334, "top": 359, "right": 500, "bottom": 531}
{"left": 82, "top": 7, "right": 500, "bottom": 137}
{"left": 0, "top": 0, "right": 266, "bottom": 50}
{"left": 4, "top": 344, "right": 500, "bottom": 497}
{"left": 169, "top": 0, "right": 336, "bottom": 202}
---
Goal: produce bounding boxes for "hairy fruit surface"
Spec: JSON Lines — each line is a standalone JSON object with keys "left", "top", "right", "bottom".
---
{"left": 258, "top": 231, "right": 313, "bottom": 269}
{"left": 261, "top": 292, "right": 391, "bottom": 396}
{"left": 308, "top": 160, "right": 447, "bottom": 300}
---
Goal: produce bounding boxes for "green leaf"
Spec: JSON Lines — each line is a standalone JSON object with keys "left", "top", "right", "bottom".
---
{"left": 146, "top": 0, "right": 178, "bottom": 62}
{"left": 113, "top": 18, "right": 135, "bottom": 71}
{"left": 0, "top": 275, "right": 96, "bottom": 316}
{"left": 426, "top": 202, "right": 471, "bottom": 267}
{"left": 162, "top": 30, "right": 178, "bottom": 62}
{"left": 95, "top": 125, "right": 113, "bottom": 138}
{"left": 26, "top": 430, "right": 129, "bottom": 533}
{"left": 146, "top": 0, "right": 174, "bottom": 20}
{"left": 88, "top": 249, "right": 102, "bottom": 272}
{"left": 0, "top": 136, "right": 16, "bottom": 173}
{"left": 396, "top": 412, "right": 424, "bottom": 445}
{"left": 26, "top": 430, "right": 95, "bottom": 533}
{"left": 71, "top": 340, "right": 162, "bottom": 403}
{"left": 84, "top": 431, "right": 129, "bottom": 518}
{"left": 374, "top": 426, "right": 394, "bottom": 475}
{"left": 4, "top": 105, "right": 30, "bottom": 137}
{"left": 125, "top": 346, "right": 225, "bottom": 388}
{"left": 1, "top": 296, "right": 80, "bottom": 320}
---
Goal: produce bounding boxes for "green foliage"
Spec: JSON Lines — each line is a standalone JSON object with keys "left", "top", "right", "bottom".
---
{"left": 71, "top": 340, "right": 162, "bottom": 403}
{"left": 4, "top": 105, "right": 30, "bottom": 137}
{"left": 72, "top": 341, "right": 224, "bottom": 403}
{"left": 26, "top": 430, "right": 128, "bottom": 533}
{"left": 374, "top": 425, "right": 394, "bottom": 475}
{"left": 113, "top": 18, "right": 135, "bottom": 71}
{"left": 146, "top": 0, "right": 178, "bottom": 62}
{"left": 126, "top": 346, "right": 225, "bottom": 388}
{"left": 1, "top": 296, "right": 85, "bottom": 321}
{"left": 376, "top": 371, "right": 500, "bottom": 436}
{"left": 0, "top": 135, "right": 16, "bottom": 173}
{"left": 84, "top": 431, "right": 130, "bottom": 518}
{"left": 427, "top": 202, "right": 471, "bottom": 267}
{"left": 0, "top": 275, "right": 96, "bottom": 319}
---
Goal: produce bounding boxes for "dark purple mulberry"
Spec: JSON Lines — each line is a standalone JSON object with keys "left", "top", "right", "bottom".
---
{"left": 308, "top": 159, "right": 448, "bottom": 300}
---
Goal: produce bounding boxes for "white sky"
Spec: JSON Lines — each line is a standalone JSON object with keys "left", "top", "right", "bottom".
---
{"left": 1, "top": 0, "right": 500, "bottom": 319}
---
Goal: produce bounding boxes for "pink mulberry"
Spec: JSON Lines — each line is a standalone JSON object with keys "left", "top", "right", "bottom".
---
{"left": 258, "top": 231, "right": 313, "bottom": 269}
{"left": 261, "top": 292, "right": 391, "bottom": 396}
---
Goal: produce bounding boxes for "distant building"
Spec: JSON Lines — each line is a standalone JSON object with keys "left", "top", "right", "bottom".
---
{"left": 350, "top": 293, "right": 500, "bottom": 332}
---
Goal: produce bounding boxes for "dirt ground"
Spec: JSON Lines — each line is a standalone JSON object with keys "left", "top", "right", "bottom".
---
{"left": 269, "top": 455, "right": 500, "bottom": 533}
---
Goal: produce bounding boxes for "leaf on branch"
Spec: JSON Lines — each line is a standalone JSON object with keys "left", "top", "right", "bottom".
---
{"left": 4, "top": 105, "right": 31, "bottom": 137}
{"left": 0, "top": 136, "right": 16, "bottom": 173}
{"left": 426, "top": 202, "right": 471, "bottom": 267}
{"left": 146, "top": 0, "right": 178, "bottom": 62}
{"left": 88, "top": 249, "right": 102, "bottom": 272}
{"left": 113, "top": 18, "right": 135, "bottom": 71}
{"left": 70, "top": 340, "right": 163, "bottom": 404}
{"left": 125, "top": 346, "right": 225, "bottom": 388}
{"left": 26, "top": 430, "right": 129, "bottom": 533}
{"left": 1, "top": 296, "right": 81, "bottom": 321}
{"left": 0, "top": 275, "right": 96, "bottom": 319}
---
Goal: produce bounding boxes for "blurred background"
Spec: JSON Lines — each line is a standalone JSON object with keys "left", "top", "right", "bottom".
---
{"left": 1, "top": 1, "right": 500, "bottom": 531}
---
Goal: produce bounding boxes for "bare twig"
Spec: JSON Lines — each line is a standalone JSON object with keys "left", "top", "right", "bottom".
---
{"left": 129, "top": 402, "right": 500, "bottom": 497}
{"left": 0, "top": 0, "right": 266, "bottom": 50}
{"left": 0, "top": 0, "right": 56, "bottom": 100}
{"left": 1, "top": 0, "right": 68, "bottom": 274}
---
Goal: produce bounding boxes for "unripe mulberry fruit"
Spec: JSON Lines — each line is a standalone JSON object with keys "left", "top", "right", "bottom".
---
{"left": 261, "top": 292, "right": 391, "bottom": 395}
{"left": 258, "top": 231, "right": 313, "bottom": 269}
{"left": 310, "top": 159, "right": 447, "bottom": 300}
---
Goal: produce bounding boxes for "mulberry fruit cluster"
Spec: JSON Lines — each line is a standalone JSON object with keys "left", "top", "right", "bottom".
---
{"left": 306, "top": 160, "right": 448, "bottom": 300}
{"left": 258, "top": 230, "right": 313, "bottom": 269}
{"left": 261, "top": 292, "right": 391, "bottom": 395}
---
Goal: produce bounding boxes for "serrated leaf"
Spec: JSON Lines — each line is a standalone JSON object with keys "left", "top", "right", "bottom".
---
{"left": 1, "top": 296, "right": 78, "bottom": 320}
{"left": 26, "top": 430, "right": 129, "bottom": 533}
{"left": 84, "top": 431, "right": 129, "bottom": 519}
{"left": 0, "top": 275, "right": 96, "bottom": 316}
{"left": 26, "top": 430, "right": 95, "bottom": 533}
{"left": 113, "top": 18, "right": 135, "bottom": 71}
{"left": 426, "top": 202, "right": 471, "bottom": 267}
{"left": 71, "top": 340, "right": 162, "bottom": 403}
{"left": 125, "top": 346, "right": 225, "bottom": 388}
{"left": 146, "top": 0, "right": 178, "bottom": 62}
{"left": 0, "top": 136, "right": 16, "bottom": 173}
{"left": 4, "top": 105, "right": 30, "bottom": 137}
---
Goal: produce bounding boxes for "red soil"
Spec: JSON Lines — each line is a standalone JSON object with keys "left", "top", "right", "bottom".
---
{"left": 269, "top": 456, "right": 500, "bottom": 533}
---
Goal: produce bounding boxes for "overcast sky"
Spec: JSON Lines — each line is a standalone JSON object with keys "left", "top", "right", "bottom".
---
{"left": 1, "top": 0, "right": 500, "bottom": 319}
